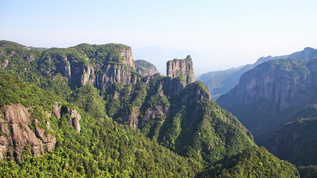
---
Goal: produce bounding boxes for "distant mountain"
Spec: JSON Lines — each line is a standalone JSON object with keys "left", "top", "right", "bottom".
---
{"left": 198, "top": 47, "right": 317, "bottom": 100}
{"left": 197, "top": 67, "right": 242, "bottom": 100}
{"left": 217, "top": 58, "right": 317, "bottom": 145}
{"left": 135, "top": 59, "right": 158, "bottom": 76}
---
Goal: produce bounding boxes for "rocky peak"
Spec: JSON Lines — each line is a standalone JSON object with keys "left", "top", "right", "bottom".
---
{"left": 166, "top": 55, "right": 195, "bottom": 84}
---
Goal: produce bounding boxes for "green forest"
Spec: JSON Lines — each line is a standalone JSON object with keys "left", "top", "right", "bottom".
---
{"left": 0, "top": 40, "right": 301, "bottom": 177}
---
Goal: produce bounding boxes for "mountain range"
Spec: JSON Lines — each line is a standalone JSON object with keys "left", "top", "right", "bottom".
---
{"left": 217, "top": 55, "right": 317, "bottom": 175}
{"left": 0, "top": 40, "right": 300, "bottom": 177}
{"left": 198, "top": 47, "right": 317, "bottom": 100}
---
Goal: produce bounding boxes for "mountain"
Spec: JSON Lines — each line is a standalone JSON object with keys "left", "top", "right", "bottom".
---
{"left": 197, "top": 67, "right": 242, "bottom": 100}
{"left": 198, "top": 47, "right": 317, "bottom": 100}
{"left": 0, "top": 40, "right": 300, "bottom": 177}
{"left": 268, "top": 117, "right": 317, "bottom": 166}
{"left": 135, "top": 59, "right": 158, "bottom": 76}
{"left": 217, "top": 58, "right": 317, "bottom": 145}
{"left": 0, "top": 73, "right": 204, "bottom": 177}
{"left": 267, "top": 105, "right": 317, "bottom": 166}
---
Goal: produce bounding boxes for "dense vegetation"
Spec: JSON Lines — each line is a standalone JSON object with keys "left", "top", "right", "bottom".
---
{"left": 200, "top": 147, "right": 299, "bottom": 177}
{"left": 267, "top": 105, "right": 317, "bottom": 166}
{"left": 0, "top": 73, "right": 202, "bottom": 177}
{"left": 298, "top": 165, "right": 317, "bottom": 178}
{"left": 0, "top": 41, "right": 301, "bottom": 177}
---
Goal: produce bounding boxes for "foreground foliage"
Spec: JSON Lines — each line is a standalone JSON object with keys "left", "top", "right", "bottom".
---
{"left": 0, "top": 74, "right": 202, "bottom": 177}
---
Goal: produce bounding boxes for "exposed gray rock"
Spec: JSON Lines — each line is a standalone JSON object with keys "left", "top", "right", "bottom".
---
{"left": 217, "top": 59, "right": 317, "bottom": 144}
{"left": 1, "top": 59, "right": 9, "bottom": 69}
{"left": 26, "top": 55, "right": 34, "bottom": 63}
{"left": 0, "top": 104, "right": 56, "bottom": 162}
{"left": 167, "top": 55, "right": 195, "bottom": 84}
{"left": 120, "top": 48, "right": 134, "bottom": 67}
{"left": 66, "top": 108, "right": 82, "bottom": 132}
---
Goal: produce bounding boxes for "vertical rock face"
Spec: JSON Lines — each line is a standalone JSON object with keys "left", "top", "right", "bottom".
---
{"left": 167, "top": 55, "right": 195, "bottom": 84}
{"left": 120, "top": 48, "right": 134, "bottom": 67}
{"left": 0, "top": 104, "right": 56, "bottom": 162}
{"left": 162, "top": 77, "right": 187, "bottom": 96}
{"left": 66, "top": 108, "right": 82, "bottom": 132}
{"left": 217, "top": 59, "right": 317, "bottom": 144}
{"left": 54, "top": 45, "right": 139, "bottom": 89}
{"left": 218, "top": 59, "right": 313, "bottom": 114}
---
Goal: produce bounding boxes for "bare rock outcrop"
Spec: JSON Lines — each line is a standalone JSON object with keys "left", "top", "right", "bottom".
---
{"left": 95, "top": 63, "right": 139, "bottom": 90}
{"left": 0, "top": 104, "right": 56, "bottom": 162}
{"left": 1, "top": 59, "right": 9, "bottom": 69}
{"left": 52, "top": 103, "right": 82, "bottom": 132}
{"left": 120, "top": 48, "right": 134, "bottom": 67}
{"left": 38, "top": 45, "right": 141, "bottom": 89}
{"left": 167, "top": 55, "right": 195, "bottom": 84}
{"left": 66, "top": 108, "right": 82, "bottom": 132}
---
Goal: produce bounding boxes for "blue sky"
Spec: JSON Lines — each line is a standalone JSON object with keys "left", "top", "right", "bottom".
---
{"left": 1, "top": 0, "right": 317, "bottom": 75}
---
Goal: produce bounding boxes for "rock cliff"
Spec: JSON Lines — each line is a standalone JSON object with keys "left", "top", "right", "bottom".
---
{"left": 0, "top": 104, "right": 56, "bottom": 162}
{"left": 198, "top": 47, "right": 317, "bottom": 100}
{"left": 0, "top": 102, "right": 83, "bottom": 162}
{"left": 167, "top": 55, "right": 195, "bottom": 84}
{"left": 35, "top": 43, "right": 140, "bottom": 90}
{"left": 217, "top": 58, "right": 317, "bottom": 144}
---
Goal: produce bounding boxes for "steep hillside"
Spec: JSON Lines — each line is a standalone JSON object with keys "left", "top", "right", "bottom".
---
{"left": 135, "top": 59, "right": 158, "bottom": 76}
{"left": 267, "top": 105, "right": 317, "bottom": 166}
{"left": 105, "top": 65, "right": 255, "bottom": 164}
{"left": 0, "top": 41, "right": 300, "bottom": 177}
{"left": 217, "top": 58, "right": 317, "bottom": 145}
{"left": 0, "top": 67, "right": 299, "bottom": 178}
{"left": 200, "top": 146, "right": 299, "bottom": 177}
{"left": 198, "top": 47, "right": 317, "bottom": 100}
{"left": 268, "top": 118, "right": 317, "bottom": 166}
{"left": 0, "top": 73, "right": 203, "bottom": 177}
{"left": 0, "top": 41, "right": 255, "bottom": 163}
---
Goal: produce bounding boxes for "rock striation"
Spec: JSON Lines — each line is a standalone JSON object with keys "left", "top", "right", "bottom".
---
{"left": 198, "top": 47, "right": 317, "bottom": 100}
{"left": 0, "top": 104, "right": 56, "bottom": 162}
{"left": 0, "top": 102, "right": 82, "bottom": 162}
{"left": 217, "top": 58, "right": 317, "bottom": 144}
{"left": 36, "top": 44, "right": 140, "bottom": 90}
{"left": 167, "top": 55, "right": 195, "bottom": 84}
{"left": 66, "top": 108, "right": 82, "bottom": 132}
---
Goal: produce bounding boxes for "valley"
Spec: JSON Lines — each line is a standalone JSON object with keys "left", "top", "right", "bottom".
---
{"left": 0, "top": 40, "right": 304, "bottom": 177}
